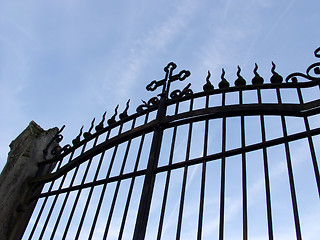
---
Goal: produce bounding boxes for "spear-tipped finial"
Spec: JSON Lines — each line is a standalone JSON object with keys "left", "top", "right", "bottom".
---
{"left": 108, "top": 105, "right": 119, "bottom": 125}
{"left": 218, "top": 68, "right": 230, "bottom": 89}
{"left": 84, "top": 118, "right": 95, "bottom": 139}
{"left": 234, "top": 66, "right": 246, "bottom": 87}
{"left": 72, "top": 126, "right": 84, "bottom": 145}
{"left": 95, "top": 111, "right": 106, "bottom": 132}
{"left": 252, "top": 63, "right": 264, "bottom": 85}
{"left": 119, "top": 99, "right": 130, "bottom": 120}
{"left": 203, "top": 70, "right": 214, "bottom": 92}
{"left": 270, "top": 61, "right": 283, "bottom": 84}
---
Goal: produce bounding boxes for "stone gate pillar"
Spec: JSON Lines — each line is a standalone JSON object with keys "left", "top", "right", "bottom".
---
{"left": 0, "top": 121, "right": 58, "bottom": 240}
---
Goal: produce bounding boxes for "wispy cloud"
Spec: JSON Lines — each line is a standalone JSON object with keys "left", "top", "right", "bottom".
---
{"left": 261, "top": 0, "right": 296, "bottom": 43}
{"left": 108, "top": 0, "right": 200, "bottom": 102}
{"left": 198, "top": 0, "right": 296, "bottom": 78}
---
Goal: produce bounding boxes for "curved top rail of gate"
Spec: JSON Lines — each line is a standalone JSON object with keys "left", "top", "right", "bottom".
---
{"left": 36, "top": 47, "right": 320, "bottom": 185}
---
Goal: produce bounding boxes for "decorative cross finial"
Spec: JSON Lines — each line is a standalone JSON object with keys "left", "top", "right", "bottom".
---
{"left": 145, "top": 62, "right": 191, "bottom": 98}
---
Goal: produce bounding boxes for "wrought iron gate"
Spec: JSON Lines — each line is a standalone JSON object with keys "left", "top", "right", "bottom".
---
{"left": 18, "top": 48, "right": 320, "bottom": 240}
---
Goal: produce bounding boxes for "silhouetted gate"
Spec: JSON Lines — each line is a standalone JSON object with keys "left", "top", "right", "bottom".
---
{"left": 19, "top": 48, "right": 320, "bottom": 240}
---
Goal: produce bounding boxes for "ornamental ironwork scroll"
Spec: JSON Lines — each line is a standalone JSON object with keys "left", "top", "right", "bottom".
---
{"left": 286, "top": 47, "right": 320, "bottom": 82}
{"left": 137, "top": 62, "right": 192, "bottom": 112}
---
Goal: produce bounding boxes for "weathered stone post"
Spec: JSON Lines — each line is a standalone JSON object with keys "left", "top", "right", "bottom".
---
{"left": 0, "top": 121, "right": 58, "bottom": 240}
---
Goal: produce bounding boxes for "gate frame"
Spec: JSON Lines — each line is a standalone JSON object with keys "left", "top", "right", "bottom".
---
{"left": 13, "top": 47, "right": 320, "bottom": 240}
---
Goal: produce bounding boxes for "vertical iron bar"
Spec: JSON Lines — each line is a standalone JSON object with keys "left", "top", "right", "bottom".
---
{"left": 50, "top": 131, "right": 111, "bottom": 240}
{"left": 50, "top": 139, "right": 103, "bottom": 239}
{"left": 276, "top": 87, "right": 302, "bottom": 240}
{"left": 296, "top": 87, "right": 320, "bottom": 197}
{"left": 47, "top": 176, "right": 70, "bottom": 239}
{"left": 257, "top": 87, "right": 274, "bottom": 240}
{"left": 102, "top": 120, "right": 136, "bottom": 240}
{"left": 27, "top": 154, "right": 70, "bottom": 240}
{"left": 219, "top": 91, "right": 226, "bottom": 240}
{"left": 75, "top": 125, "right": 124, "bottom": 239}
{"left": 156, "top": 102, "right": 180, "bottom": 240}
{"left": 87, "top": 124, "right": 124, "bottom": 240}
{"left": 40, "top": 141, "right": 90, "bottom": 239}
{"left": 240, "top": 90, "right": 248, "bottom": 240}
{"left": 39, "top": 173, "right": 68, "bottom": 239}
{"left": 118, "top": 113, "right": 150, "bottom": 240}
{"left": 61, "top": 136, "right": 101, "bottom": 240}
{"left": 176, "top": 98, "right": 194, "bottom": 240}
{"left": 133, "top": 98, "right": 167, "bottom": 240}
{"left": 197, "top": 95, "right": 209, "bottom": 240}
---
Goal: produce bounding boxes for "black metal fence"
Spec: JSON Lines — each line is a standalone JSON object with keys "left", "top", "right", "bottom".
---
{"left": 19, "top": 48, "right": 320, "bottom": 240}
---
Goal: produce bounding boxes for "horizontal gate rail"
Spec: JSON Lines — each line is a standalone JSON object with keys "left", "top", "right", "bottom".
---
{"left": 31, "top": 100, "right": 320, "bottom": 186}
{"left": 29, "top": 125, "right": 320, "bottom": 201}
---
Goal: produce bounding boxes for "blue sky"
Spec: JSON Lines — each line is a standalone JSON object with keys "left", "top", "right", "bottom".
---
{"left": 1, "top": 0, "right": 320, "bottom": 168}
{"left": 1, "top": 0, "right": 320, "bottom": 239}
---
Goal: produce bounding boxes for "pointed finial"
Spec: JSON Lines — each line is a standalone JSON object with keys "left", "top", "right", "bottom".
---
{"left": 218, "top": 68, "right": 230, "bottom": 89}
{"left": 203, "top": 71, "right": 214, "bottom": 92}
{"left": 84, "top": 118, "right": 95, "bottom": 139}
{"left": 108, "top": 105, "right": 119, "bottom": 125}
{"left": 234, "top": 66, "right": 246, "bottom": 87}
{"left": 270, "top": 61, "right": 283, "bottom": 83}
{"left": 119, "top": 99, "right": 130, "bottom": 120}
{"left": 95, "top": 111, "right": 106, "bottom": 132}
{"left": 72, "top": 126, "right": 84, "bottom": 145}
{"left": 252, "top": 63, "right": 264, "bottom": 85}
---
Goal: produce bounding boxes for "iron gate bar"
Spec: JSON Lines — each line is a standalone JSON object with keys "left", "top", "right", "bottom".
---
{"left": 70, "top": 128, "right": 112, "bottom": 240}
{"left": 132, "top": 96, "right": 166, "bottom": 240}
{"left": 51, "top": 127, "right": 113, "bottom": 240}
{"left": 89, "top": 112, "right": 150, "bottom": 240}
{"left": 257, "top": 86, "right": 274, "bottom": 240}
{"left": 101, "top": 120, "right": 136, "bottom": 240}
{"left": 60, "top": 133, "right": 105, "bottom": 240}
{"left": 156, "top": 101, "right": 177, "bottom": 239}
{"left": 133, "top": 62, "right": 189, "bottom": 240}
{"left": 276, "top": 87, "right": 302, "bottom": 240}
{"left": 240, "top": 89, "right": 248, "bottom": 240}
{"left": 175, "top": 97, "right": 194, "bottom": 240}
{"left": 76, "top": 120, "right": 132, "bottom": 239}
{"left": 82, "top": 123, "right": 124, "bottom": 240}
{"left": 27, "top": 148, "right": 76, "bottom": 240}
{"left": 156, "top": 101, "right": 180, "bottom": 240}
{"left": 30, "top": 140, "right": 90, "bottom": 240}
{"left": 117, "top": 113, "right": 150, "bottom": 240}
{"left": 49, "top": 138, "right": 106, "bottom": 239}
{"left": 296, "top": 86, "right": 320, "bottom": 197}
{"left": 197, "top": 94, "right": 209, "bottom": 240}
{"left": 219, "top": 90, "right": 227, "bottom": 240}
